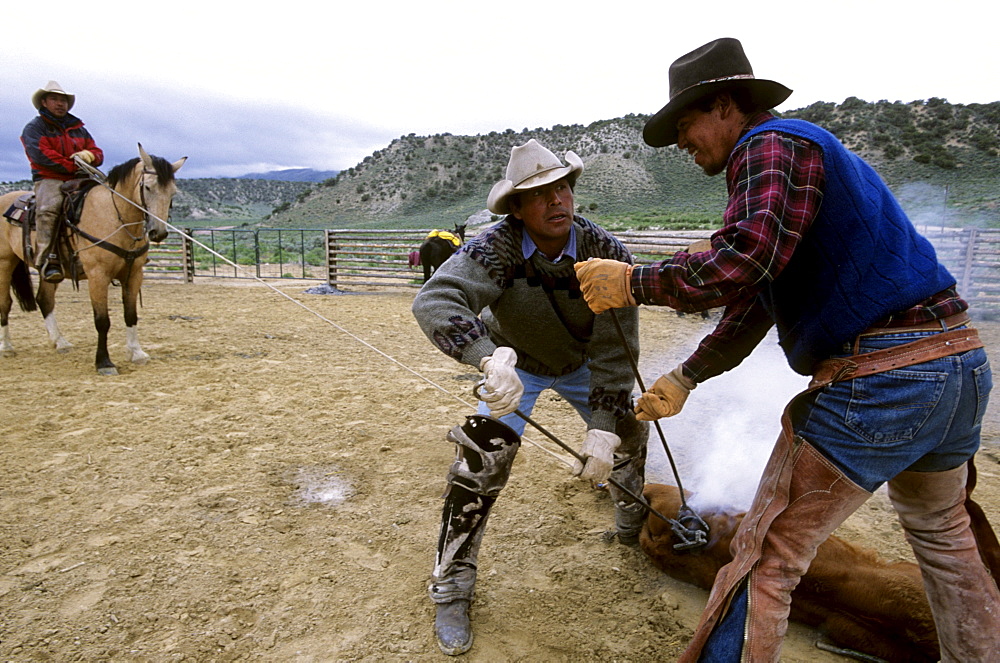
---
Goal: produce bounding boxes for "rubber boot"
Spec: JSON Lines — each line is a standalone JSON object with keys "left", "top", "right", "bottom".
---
{"left": 889, "top": 464, "right": 1000, "bottom": 662}
{"left": 429, "top": 485, "right": 492, "bottom": 656}
{"left": 609, "top": 414, "right": 648, "bottom": 545}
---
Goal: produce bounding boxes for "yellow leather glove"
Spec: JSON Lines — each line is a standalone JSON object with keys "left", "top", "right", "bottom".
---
{"left": 686, "top": 238, "right": 712, "bottom": 253}
{"left": 635, "top": 365, "right": 696, "bottom": 421}
{"left": 573, "top": 258, "right": 636, "bottom": 314}
{"left": 71, "top": 150, "right": 96, "bottom": 164}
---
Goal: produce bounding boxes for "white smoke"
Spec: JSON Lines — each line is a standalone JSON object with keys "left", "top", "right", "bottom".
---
{"left": 644, "top": 327, "right": 808, "bottom": 513}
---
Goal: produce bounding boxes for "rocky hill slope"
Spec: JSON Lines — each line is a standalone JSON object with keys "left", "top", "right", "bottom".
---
{"left": 170, "top": 178, "right": 311, "bottom": 225}
{"left": 268, "top": 97, "right": 1000, "bottom": 231}
{"left": 3, "top": 99, "right": 996, "bottom": 230}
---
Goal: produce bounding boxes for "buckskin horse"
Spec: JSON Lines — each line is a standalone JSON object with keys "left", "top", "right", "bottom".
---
{"left": 0, "top": 144, "right": 186, "bottom": 375}
{"left": 419, "top": 222, "right": 466, "bottom": 283}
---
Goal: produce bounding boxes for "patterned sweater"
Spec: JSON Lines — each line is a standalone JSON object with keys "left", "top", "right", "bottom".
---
{"left": 412, "top": 215, "right": 639, "bottom": 433}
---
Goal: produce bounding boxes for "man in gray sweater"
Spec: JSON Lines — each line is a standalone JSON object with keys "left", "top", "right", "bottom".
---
{"left": 412, "top": 139, "right": 649, "bottom": 655}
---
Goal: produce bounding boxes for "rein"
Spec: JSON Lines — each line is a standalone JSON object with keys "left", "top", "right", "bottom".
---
{"left": 64, "top": 218, "right": 149, "bottom": 263}
{"left": 67, "top": 159, "right": 156, "bottom": 287}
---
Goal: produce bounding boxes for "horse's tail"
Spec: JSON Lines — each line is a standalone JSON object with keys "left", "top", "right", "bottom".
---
{"left": 10, "top": 260, "right": 38, "bottom": 312}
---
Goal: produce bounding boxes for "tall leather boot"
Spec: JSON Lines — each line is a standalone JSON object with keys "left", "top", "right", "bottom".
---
{"left": 429, "top": 416, "right": 520, "bottom": 656}
{"left": 32, "top": 182, "right": 64, "bottom": 283}
{"left": 888, "top": 463, "right": 1000, "bottom": 662}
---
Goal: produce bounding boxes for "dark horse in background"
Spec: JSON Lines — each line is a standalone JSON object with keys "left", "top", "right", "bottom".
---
{"left": 419, "top": 222, "right": 466, "bottom": 283}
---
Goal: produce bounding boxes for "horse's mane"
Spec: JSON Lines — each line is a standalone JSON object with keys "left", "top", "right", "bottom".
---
{"left": 106, "top": 155, "right": 177, "bottom": 189}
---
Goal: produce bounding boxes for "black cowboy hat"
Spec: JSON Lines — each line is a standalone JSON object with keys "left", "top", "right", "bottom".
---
{"left": 643, "top": 38, "right": 792, "bottom": 147}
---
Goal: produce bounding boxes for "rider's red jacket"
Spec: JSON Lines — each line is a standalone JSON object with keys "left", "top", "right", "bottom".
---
{"left": 20, "top": 110, "right": 104, "bottom": 182}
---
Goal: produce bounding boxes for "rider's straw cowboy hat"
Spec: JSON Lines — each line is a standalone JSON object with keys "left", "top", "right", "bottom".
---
{"left": 643, "top": 37, "right": 792, "bottom": 147}
{"left": 487, "top": 139, "right": 584, "bottom": 215}
{"left": 32, "top": 80, "right": 76, "bottom": 111}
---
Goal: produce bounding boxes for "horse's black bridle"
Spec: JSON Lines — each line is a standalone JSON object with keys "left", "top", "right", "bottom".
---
{"left": 62, "top": 167, "right": 157, "bottom": 287}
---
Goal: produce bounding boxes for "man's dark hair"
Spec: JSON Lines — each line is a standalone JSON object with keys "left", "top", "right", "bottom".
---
{"left": 507, "top": 177, "right": 576, "bottom": 213}
{"left": 691, "top": 86, "right": 760, "bottom": 115}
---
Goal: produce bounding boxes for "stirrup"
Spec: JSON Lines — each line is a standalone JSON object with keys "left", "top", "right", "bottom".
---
{"left": 41, "top": 259, "right": 64, "bottom": 284}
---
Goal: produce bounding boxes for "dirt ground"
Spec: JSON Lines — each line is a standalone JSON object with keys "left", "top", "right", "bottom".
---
{"left": 1, "top": 279, "right": 998, "bottom": 662}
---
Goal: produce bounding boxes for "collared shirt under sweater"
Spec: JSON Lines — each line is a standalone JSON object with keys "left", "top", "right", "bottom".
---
{"left": 412, "top": 215, "right": 640, "bottom": 432}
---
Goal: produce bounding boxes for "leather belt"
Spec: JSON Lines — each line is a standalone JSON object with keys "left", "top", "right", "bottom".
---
{"left": 849, "top": 311, "right": 971, "bottom": 354}
{"left": 811, "top": 327, "right": 984, "bottom": 390}
{"left": 858, "top": 311, "right": 971, "bottom": 337}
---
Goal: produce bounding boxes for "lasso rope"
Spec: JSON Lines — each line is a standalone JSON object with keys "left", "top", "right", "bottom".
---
{"left": 76, "top": 159, "right": 571, "bottom": 466}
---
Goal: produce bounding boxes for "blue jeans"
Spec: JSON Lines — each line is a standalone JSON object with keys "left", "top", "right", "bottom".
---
{"left": 701, "top": 326, "right": 992, "bottom": 661}
{"left": 476, "top": 363, "right": 593, "bottom": 433}
{"left": 793, "top": 327, "right": 992, "bottom": 492}
{"left": 477, "top": 362, "right": 649, "bottom": 539}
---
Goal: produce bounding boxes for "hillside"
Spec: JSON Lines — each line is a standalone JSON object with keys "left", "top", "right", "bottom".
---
{"left": 236, "top": 168, "right": 339, "bottom": 182}
{"left": 170, "top": 178, "right": 311, "bottom": 226}
{"left": 4, "top": 99, "right": 997, "bottom": 231}
{"left": 266, "top": 98, "right": 1000, "bottom": 231}
{"left": 0, "top": 176, "right": 312, "bottom": 229}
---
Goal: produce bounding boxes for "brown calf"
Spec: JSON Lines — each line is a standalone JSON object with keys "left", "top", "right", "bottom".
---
{"left": 639, "top": 483, "right": 939, "bottom": 663}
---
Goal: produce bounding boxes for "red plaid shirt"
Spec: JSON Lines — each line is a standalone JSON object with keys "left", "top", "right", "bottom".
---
{"left": 632, "top": 113, "right": 965, "bottom": 383}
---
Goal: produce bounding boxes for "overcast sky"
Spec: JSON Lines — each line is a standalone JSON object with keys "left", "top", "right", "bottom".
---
{"left": 2, "top": 1, "right": 997, "bottom": 181}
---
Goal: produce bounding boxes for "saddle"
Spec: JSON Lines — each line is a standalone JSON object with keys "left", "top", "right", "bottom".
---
{"left": 1, "top": 178, "right": 99, "bottom": 281}
{"left": 426, "top": 229, "right": 461, "bottom": 247}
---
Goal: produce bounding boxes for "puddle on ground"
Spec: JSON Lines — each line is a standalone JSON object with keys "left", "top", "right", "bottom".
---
{"left": 289, "top": 466, "right": 353, "bottom": 506}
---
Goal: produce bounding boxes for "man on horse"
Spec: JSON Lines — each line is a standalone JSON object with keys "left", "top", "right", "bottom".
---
{"left": 20, "top": 80, "right": 104, "bottom": 284}
{"left": 412, "top": 139, "right": 649, "bottom": 655}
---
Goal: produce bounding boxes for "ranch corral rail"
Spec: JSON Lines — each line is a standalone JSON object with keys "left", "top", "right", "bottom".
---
{"left": 143, "top": 226, "right": 1000, "bottom": 314}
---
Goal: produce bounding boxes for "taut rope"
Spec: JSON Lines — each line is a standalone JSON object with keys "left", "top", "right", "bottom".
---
{"left": 74, "top": 159, "right": 569, "bottom": 466}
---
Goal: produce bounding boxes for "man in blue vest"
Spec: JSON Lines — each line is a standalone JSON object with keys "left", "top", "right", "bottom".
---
{"left": 574, "top": 38, "right": 999, "bottom": 662}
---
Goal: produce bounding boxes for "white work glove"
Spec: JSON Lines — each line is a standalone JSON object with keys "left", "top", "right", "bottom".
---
{"left": 478, "top": 347, "right": 524, "bottom": 417}
{"left": 571, "top": 429, "right": 621, "bottom": 484}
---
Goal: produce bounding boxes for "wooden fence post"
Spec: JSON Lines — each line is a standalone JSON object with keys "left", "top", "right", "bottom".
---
{"left": 182, "top": 228, "right": 195, "bottom": 283}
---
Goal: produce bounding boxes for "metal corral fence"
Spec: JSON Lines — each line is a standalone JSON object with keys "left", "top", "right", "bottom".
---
{"left": 144, "top": 226, "right": 1000, "bottom": 314}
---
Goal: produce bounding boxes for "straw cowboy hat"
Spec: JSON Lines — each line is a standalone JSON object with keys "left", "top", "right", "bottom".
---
{"left": 487, "top": 139, "right": 584, "bottom": 215}
{"left": 643, "top": 38, "right": 792, "bottom": 147}
{"left": 32, "top": 80, "right": 75, "bottom": 111}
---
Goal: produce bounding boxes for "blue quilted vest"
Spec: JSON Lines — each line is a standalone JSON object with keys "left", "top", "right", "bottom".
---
{"left": 736, "top": 118, "right": 955, "bottom": 374}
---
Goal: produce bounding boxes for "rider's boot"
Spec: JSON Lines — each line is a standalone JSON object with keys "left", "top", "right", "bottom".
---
{"left": 434, "top": 596, "right": 473, "bottom": 655}
{"left": 38, "top": 253, "right": 63, "bottom": 284}
{"left": 33, "top": 192, "right": 63, "bottom": 283}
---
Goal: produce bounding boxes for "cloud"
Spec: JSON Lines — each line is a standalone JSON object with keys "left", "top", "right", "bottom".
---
{"left": 4, "top": 0, "right": 998, "bottom": 183}
{"left": 1, "top": 75, "right": 399, "bottom": 181}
